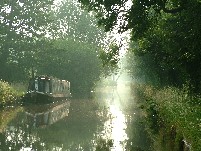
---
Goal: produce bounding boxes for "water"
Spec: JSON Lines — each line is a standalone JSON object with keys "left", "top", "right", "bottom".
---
{"left": 0, "top": 78, "right": 151, "bottom": 151}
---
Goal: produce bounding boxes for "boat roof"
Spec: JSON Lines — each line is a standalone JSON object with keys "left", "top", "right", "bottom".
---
{"left": 32, "top": 75, "right": 69, "bottom": 82}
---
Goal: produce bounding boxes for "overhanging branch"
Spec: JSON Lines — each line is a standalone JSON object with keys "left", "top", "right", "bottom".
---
{"left": 160, "top": 0, "right": 187, "bottom": 14}
{"left": 162, "top": 6, "right": 184, "bottom": 13}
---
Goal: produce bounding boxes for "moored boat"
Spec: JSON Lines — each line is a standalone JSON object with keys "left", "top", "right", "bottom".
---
{"left": 23, "top": 75, "right": 71, "bottom": 103}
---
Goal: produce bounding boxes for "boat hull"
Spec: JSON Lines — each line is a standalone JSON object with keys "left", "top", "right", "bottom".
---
{"left": 22, "top": 91, "right": 69, "bottom": 104}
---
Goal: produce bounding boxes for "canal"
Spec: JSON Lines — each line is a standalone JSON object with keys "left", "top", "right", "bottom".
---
{"left": 0, "top": 74, "right": 151, "bottom": 151}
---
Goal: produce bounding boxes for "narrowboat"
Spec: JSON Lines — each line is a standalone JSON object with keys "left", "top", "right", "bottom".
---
{"left": 23, "top": 75, "right": 71, "bottom": 103}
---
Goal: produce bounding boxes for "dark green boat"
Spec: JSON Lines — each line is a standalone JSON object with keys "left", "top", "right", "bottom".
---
{"left": 23, "top": 75, "right": 71, "bottom": 104}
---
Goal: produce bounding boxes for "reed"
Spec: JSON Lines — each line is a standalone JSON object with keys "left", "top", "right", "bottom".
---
{"left": 133, "top": 84, "right": 201, "bottom": 151}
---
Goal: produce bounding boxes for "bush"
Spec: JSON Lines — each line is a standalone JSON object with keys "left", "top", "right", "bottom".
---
{"left": 0, "top": 80, "right": 19, "bottom": 106}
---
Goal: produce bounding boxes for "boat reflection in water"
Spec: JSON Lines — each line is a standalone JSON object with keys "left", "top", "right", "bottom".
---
{"left": 24, "top": 100, "right": 70, "bottom": 128}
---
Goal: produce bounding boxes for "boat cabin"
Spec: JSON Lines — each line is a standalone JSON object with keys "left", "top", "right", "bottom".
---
{"left": 28, "top": 76, "right": 71, "bottom": 97}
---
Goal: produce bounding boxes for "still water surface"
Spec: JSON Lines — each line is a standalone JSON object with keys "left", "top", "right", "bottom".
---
{"left": 0, "top": 80, "right": 151, "bottom": 150}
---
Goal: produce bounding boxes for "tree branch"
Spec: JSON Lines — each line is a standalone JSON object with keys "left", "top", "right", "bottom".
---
{"left": 160, "top": 0, "right": 187, "bottom": 14}
{"left": 162, "top": 6, "right": 184, "bottom": 13}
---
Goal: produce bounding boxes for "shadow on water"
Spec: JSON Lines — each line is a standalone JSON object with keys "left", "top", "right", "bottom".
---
{"left": 125, "top": 107, "right": 152, "bottom": 151}
{"left": 0, "top": 83, "right": 152, "bottom": 150}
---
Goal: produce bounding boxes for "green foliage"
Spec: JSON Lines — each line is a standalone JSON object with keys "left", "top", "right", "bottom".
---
{"left": 0, "top": 0, "right": 54, "bottom": 81}
{"left": 79, "top": 0, "right": 201, "bottom": 93}
{"left": 126, "top": 49, "right": 189, "bottom": 88}
{"left": 99, "top": 43, "right": 120, "bottom": 67}
{"left": 136, "top": 84, "right": 201, "bottom": 151}
{"left": 10, "top": 82, "right": 27, "bottom": 95}
{"left": 95, "top": 138, "right": 113, "bottom": 151}
{"left": 99, "top": 43, "right": 121, "bottom": 76}
{"left": 78, "top": 0, "right": 186, "bottom": 38}
{"left": 0, "top": 80, "right": 20, "bottom": 106}
{"left": 55, "top": 0, "right": 106, "bottom": 45}
{"left": 0, "top": 0, "right": 107, "bottom": 99}
{"left": 131, "top": 1, "right": 201, "bottom": 92}
{"left": 33, "top": 38, "right": 102, "bottom": 98}
{"left": 126, "top": 52, "right": 161, "bottom": 85}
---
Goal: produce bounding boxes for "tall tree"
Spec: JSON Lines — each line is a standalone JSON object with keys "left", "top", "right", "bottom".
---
{"left": 53, "top": 0, "right": 106, "bottom": 45}
{"left": 78, "top": 0, "right": 187, "bottom": 39}
{"left": 34, "top": 38, "right": 102, "bottom": 98}
{"left": 79, "top": 0, "right": 201, "bottom": 92}
{"left": 0, "top": 0, "right": 54, "bottom": 81}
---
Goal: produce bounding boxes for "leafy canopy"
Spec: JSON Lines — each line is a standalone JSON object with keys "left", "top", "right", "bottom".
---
{"left": 79, "top": 0, "right": 201, "bottom": 92}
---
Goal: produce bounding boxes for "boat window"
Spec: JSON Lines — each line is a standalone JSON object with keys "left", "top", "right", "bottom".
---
{"left": 68, "top": 82, "right": 70, "bottom": 90}
{"left": 38, "top": 80, "right": 44, "bottom": 92}
{"left": 60, "top": 83, "right": 62, "bottom": 92}
{"left": 56, "top": 82, "right": 59, "bottom": 92}
{"left": 62, "top": 83, "right": 65, "bottom": 91}
{"left": 45, "top": 81, "right": 50, "bottom": 93}
{"left": 52, "top": 80, "right": 56, "bottom": 93}
{"left": 35, "top": 80, "right": 38, "bottom": 91}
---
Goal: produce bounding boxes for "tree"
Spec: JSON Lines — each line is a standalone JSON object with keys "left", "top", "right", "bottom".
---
{"left": 132, "top": 1, "right": 201, "bottom": 91}
{"left": 53, "top": 0, "right": 106, "bottom": 45}
{"left": 34, "top": 38, "right": 102, "bottom": 98}
{"left": 26, "top": 0, "right": 108, "bottom": 97}
{"left": 78, "top": 0, "right": 187, "bottom": 39}
{"left": 0, "top": 0, "right": 54, "bottom": 81}
{"left": 79, "top": 0, "right": 201, "bottom": 92}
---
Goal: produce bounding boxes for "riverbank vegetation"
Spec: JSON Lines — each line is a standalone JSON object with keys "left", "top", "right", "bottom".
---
{"left": 0, "top": 80, "right": 23, "bottom": 107}
{"left": 134, "top": 84, "right": 201, "bottom": 151}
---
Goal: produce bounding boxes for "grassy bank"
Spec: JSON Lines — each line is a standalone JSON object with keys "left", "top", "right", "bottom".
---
{"left": 0, "top": 80, "right": 25, "bottom": 107}
{"left": 134, "top": 84, "right": 201, "bottom": 151}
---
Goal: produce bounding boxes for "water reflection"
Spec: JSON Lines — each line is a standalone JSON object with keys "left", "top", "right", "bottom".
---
{"left": 95, "top": 83, "right": 129, "bottom": 151}
{"left": 0, "top": 99, "right": 105, "bottom": 150}
{"left": 95, "top": 72, "right": 151, "bottom": 151}
{"left": 0, "top": 100, "right": 72, "bottom": 150}
{"left": 36, "top": 99, "right": 103, "bottom": 150}
{"left": 101, "top": 104, "right": 128, "bottom": 151}
{"left": 0, "top": 74, "right": 151, "bottom": 150}
{"left": 24, "top": 101, "right": 70, "bottom": 128}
